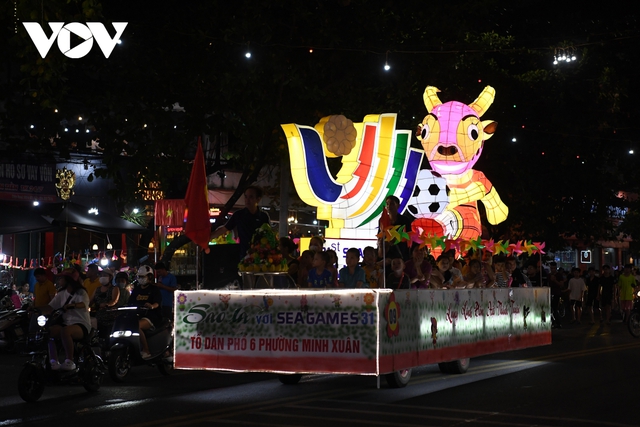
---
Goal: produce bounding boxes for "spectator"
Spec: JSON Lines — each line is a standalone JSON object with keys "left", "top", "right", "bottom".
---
{"left": 492, "top": 256, "right": 509, "bottom": 288}
{"left": 526, "top": 264, "right": 541, "bottom": 287}
{"left": 362, "top": 246, "right": 383, "bottom": 289}
{"left": 154, "top": 262, "right": 179, "bottom": 320}
{"left": 307, "top": 251, "right": 333, "bottom": 288}
{"left": 33, "top": 267, "right": 57, "bottom": 307}
{"left": 584, "top": 266, "right": 601, "bottom": 324}
{"left": 338, "top": 248, "right": 366, "bottom": 288}
{"left": 279, "top": 237, "right": 299, "bottom": 286}
{"left": 430, "top": 255, "right": 463, "bottom": 289}
{"left": 506, "top": 256, "right": 530, "bottom": 287}
{"left": 548, "top": 262, "right": 567, "bottom": 328}
{"left": 296, "top": 250, "right": 314, "bottom": 288}
{"left": 308, "top": 236, "right": 324, "bottom": 253}
{"left": 617, "top": 264, "right": 637, "bottom": 323}
{"left": 385, "top": 258, "right": 411, "bottom": 289}
{"left": 19, "top": 282, "right": 34, "bottom": 306}
{"left": 83, "top": 264, "right": 101, "bottom": 302}
{"left": 462, "top": 259, "right": 484, "bottom": 288}
{"left": 325, "top": 249, "right": 339, "bottom": 287}
{"left": 567, "top": 267, "right": 587, "bottom": 324}
{"left": 480, "top": 250, "right": 496, "bottom": 287}
{"left": 404, "top": 245, "right": 431, "bottom": 289}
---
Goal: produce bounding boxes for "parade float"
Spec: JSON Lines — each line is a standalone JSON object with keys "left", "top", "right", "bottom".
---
{"left": 174, "top": 86, "right": 551, "bottom": 387}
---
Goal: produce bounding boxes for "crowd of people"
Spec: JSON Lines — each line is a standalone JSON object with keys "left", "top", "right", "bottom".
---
{"left": 275, "top": 235, "right": 639, "bottom": 331}
{"left": 549, "top": 262, "right": 639, "bottom": 328}
{"left": 1, "top": 261, "right": 181, "bottom": 369}
{"left": 280, "top": 234, "right": 543, "bottom": 290}
{"left": 213, "top": 188, "right": 639, "bottom": 312}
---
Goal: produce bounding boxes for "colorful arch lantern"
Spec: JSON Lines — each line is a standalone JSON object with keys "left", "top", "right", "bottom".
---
{"left": 281, "top": 85, "right": 508, "bottom": 241}
{"left": 282, "top": 114, "right": 424, "bottom": 239}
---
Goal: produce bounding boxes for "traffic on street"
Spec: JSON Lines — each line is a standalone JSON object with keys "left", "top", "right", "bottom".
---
{"left": 1, "top": 320, "right": 638, "bottom": 427}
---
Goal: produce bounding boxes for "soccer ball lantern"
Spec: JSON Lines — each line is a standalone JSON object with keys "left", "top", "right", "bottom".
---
{"left": 405, "top": 169, "right": 450, "bottom": 218}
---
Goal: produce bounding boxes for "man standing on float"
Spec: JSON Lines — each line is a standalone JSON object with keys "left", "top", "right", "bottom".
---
{"left": 211, "top": 185, "right": 270, "bottom": 260}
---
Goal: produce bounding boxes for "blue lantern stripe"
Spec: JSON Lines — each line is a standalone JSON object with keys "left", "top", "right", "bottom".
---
{"left": 299, "top": 127, "right": 342, "bottom": 202}
{"left": 398, "top": 150, "right": 423, "bottom": 213}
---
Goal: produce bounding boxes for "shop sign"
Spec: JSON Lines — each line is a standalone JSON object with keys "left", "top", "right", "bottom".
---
{"left": 0, "top": 162, "right": 57, "bottom": 202}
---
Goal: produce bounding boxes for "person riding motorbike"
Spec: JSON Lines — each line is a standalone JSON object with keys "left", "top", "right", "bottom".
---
{"left": 115, "top": 271, "right": 131, "bottom": 308}
{"left": 90, "top": 269, "right": 120, "bottom": 314}
{"left": 89, "top": 268, "right": 120, "bottom": 341}
{"left": 127, "top": 266, "right": 162, "bottom": 359}
{"left": 39, "top": 268, "right": 92, "bottom": 371}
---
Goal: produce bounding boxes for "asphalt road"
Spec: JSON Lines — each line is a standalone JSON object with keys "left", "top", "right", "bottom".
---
{"left": 1, "top": 319, "right": 639, "bottom": 427}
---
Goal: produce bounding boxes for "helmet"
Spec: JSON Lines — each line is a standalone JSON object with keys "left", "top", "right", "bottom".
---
{"left": 137, "top": 265, "right": 154, "bottom": 278}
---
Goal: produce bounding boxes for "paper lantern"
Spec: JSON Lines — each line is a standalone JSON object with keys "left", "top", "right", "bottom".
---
{"left": 405, "top": 169, "right": 449, "bottom": 218}
{"left": 281, "top": 85, "right": 508, "bottom": 241}
{"left": 416, "top": 86, "right": 508, "bottom": 239}
{"left": 282, "top": 114, "right": 422, "bottom": 239}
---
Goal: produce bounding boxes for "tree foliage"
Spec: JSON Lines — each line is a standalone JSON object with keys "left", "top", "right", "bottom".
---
{"left": 1, "top": 0, "right": 639, "bottom": 251}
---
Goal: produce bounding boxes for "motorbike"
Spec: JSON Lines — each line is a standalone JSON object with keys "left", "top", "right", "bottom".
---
{"left": 0, "top": 304, "right": 30, "bottom": 352}
{"left": 108, "top": 307, "right": 173, "bottom": 382}
{"left": 628, "top": 290, "right": 640, "bottom": 337}
{"left": 17, "top": 308, "right": 106, "bottom": 402}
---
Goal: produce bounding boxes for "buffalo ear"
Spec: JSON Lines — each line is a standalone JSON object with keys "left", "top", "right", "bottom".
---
{"left": 483, "top": 120, "right": 498, "bottom": 135}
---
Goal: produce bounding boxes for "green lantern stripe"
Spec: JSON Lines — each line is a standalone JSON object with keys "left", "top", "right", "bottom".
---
{"left": 357, "top": 132, "right": 409, "bottom": 228}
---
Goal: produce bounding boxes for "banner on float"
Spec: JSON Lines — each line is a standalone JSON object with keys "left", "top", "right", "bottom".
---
{"left": 174, "top": 288, "right": 551, "bottom": 375}
{"left": 173, "top": 289, "right": 382, "bottom": 374}
{"left": 377, "top": 287, "right": 551, "bottom": 372}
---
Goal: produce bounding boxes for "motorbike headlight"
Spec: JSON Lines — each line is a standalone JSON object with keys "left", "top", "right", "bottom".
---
{"left": 636, "top": 290, "right": 640, "bottom": 298}
{"left": 110, "top": 330, "right": 133, "bottom": 338}
{"left": 37, "top": 315, "right": 47, "bottom": 327}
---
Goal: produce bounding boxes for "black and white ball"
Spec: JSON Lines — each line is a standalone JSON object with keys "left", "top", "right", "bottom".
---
{"left": 405, "top": 169, "right": 450, "bottom": 218}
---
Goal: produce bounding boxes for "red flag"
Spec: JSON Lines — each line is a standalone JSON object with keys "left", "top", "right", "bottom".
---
{"left": 379, "top": 206, "right": 392, "bottom": 230}
{"left": 184, "top": 138, "right": 211, "bottom": 252}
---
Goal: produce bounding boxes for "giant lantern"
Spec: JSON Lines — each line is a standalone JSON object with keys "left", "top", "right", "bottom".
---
{"left": 281, "top": 85, "right": 508, "bottom": 242}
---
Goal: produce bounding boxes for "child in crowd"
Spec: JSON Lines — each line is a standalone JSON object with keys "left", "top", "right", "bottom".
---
{"left": 462, "top": 259, "right": 484, "bottom": 288}
{"left": 297, "top": 250, "right": 314, "bottom": 288}
{"left": 338, "top": 248, "right": 366, "bottom": 288}
{"left": 308, "top": 236, "right": 324, "bottom": 253}
{"left": 404, "top": 245, "right": 431, "bottom": 289}
{"left": 279, "top": 237, "right": 299, "bottom": 285}
{"left": 567, "top": 267, "right": 587, "bottom": 324}
{"left": 362, "top": 246, "right": 383, "bottom": 288}
{"left": 492, "top": 256, "right": 509, "bottom": 287}
{"left": 385, "top": 258, "right": 411, "bottom": 289}
{"left": 325, "top": 249, "right": 339, "bottom": 287}
{"left": 526, "top": 264, "right": 541, "bottom": 287}
{"left": 307, "top": 251, "right": 333, "bottom": 288}
{"left": 430, "top": 255, "right": 463, "bottom": 288}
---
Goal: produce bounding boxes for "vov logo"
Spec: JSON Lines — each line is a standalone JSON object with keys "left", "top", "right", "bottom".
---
{"left": 23, "top": 22, "right": 128, "bottom": 59}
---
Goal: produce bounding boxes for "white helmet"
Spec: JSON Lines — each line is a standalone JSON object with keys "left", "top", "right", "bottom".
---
{"left": 137, "top": 265, "right": 154, "bottom": 278}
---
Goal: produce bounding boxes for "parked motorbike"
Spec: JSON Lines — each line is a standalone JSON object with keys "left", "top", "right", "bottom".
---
{"left": 628, "top": 290, "right": 640, "bottom": 337}
{"left": 0, "top": 304, "right": 30, "bottom": 352}
{"left": 17, "top": 309, "right": 106, "bottom": 402}
{"left": 108, "top": 307, "right": 173, "bottom": 382}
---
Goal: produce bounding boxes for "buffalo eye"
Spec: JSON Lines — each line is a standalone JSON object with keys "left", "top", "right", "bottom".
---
{"left": 467, "top": 124, "right": 479, "bottom": 141}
